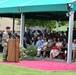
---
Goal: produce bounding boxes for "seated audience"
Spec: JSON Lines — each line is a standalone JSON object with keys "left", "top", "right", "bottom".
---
{"left": 36, "top": 36, "right": 43, "bottom": 56}
{"left": 56, "top": 38, "right": 62, "bottom": 50}
{"left": 33, "top": 30, "right": 39, "bottom": 37}
{"left": 72, "top": 39, "right": 76, "bottom": 62}
{"left": 62, "top": 38, "right": 68, "bottom": 60}
{"left": 50, "top": 43, "right": 60, "bottom": 59}
{"left": 31, "top": 37, "right": 36, "bottom": 45}
{"left": 23, "top": 37, "right": 31, "bottom": 48}
{"left": 43, "top": 38, "right": 54, "bottom": 58}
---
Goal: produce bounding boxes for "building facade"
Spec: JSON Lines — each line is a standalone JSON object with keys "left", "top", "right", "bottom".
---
{"left": 0, "top": 17, "right": 20, "bottom": 34}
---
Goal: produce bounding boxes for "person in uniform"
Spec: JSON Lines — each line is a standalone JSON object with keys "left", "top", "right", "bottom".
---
{"left": 2, "top": 26, "right": 11, "bottom": 62}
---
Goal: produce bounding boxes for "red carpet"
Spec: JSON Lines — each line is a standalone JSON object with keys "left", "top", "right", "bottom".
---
{"left": 5, "top": 60, "right": 76, "bottom": 71}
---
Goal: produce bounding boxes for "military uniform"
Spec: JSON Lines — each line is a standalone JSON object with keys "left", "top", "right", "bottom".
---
{"left": 2, "top": 31, "right": 9, "bottom": 61}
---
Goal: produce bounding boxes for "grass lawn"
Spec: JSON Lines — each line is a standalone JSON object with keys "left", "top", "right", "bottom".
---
{"left": 0, "top": 53, "right": 2, "bottom": 61}
{"left": 0, "top": 53, "right": 76, "bottom": 75}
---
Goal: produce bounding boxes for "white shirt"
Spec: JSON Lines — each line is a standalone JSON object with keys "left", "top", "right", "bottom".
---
{"left": 72, "top": 43, "right": 76, "bottom": 50}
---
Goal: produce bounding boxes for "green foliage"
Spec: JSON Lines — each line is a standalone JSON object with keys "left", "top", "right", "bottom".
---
{"left": 59, "top": 21, "right": 68, "bottom": 26}
{"left": 26, "top": 45, "right": 37, "bottom": 56}
{"left": 19, "top": 45, "right": 37, "bottom": 60}
{"left": 16, "top": 18, "right": 69, "bottom": 29}
{"left": 16, "top": 19, "right": 56, "bottom": 29}
{"left": 19, "top": 47, "right": 27, "bottom": 60}
{"left": 25, "top": 19, "right": 56, "bottom": 29}
{"left": 74, "top": 21, "right": 76, "bottom": 27}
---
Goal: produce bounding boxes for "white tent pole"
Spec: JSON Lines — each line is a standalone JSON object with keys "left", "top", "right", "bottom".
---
{"left": 67, "top": 11, "right": 74, "bottom": 63}
{"left": 20, "top": 13, "right": 25, "bottom": 47}
{"left": 56, "top": 21, "right": 59, "bottom": 32}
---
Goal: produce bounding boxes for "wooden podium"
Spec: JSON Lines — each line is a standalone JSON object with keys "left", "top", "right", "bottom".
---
{"left": 7, "top": 39, "right": 19, "bottom": 62}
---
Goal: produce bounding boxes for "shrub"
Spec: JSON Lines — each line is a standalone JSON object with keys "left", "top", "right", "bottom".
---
{"left": 26, "top": 45, "right": 37, "bottom": 57}
{"left": 19, "top": 47, "right": 27, "bottom": 60}
{"left": 19, "top": 45, "right": 37, "bottom": 60}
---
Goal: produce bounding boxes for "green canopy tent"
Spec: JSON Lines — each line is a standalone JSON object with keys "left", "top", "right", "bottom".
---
{"left": 0, "top": 0, "right": 75, "bottom": 12}
{"left": 0, "top": 0, "right": 72, "bottom": 13}
{"left": 0, "top": 0, "right": 76, "bottom": 63}
{"left": 52, "top": 25, "right": 68, "bottom": 31}
{"left": 0, "top": 0, "right": 75, "bottom": 20}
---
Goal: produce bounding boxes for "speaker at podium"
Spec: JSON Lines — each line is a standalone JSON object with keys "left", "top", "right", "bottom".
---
{"left": 7, "top": 39, "right": 19, "bottom": 62}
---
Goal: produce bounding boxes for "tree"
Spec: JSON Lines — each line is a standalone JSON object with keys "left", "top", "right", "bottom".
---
{"left": 74, "top": 21, "right": 76, "bottom": 27}
{"left": 25, "top": 19, "right": 57, "bottom": 29}
{"left": 16, "top": 18, "right": 68, "bottom": 29}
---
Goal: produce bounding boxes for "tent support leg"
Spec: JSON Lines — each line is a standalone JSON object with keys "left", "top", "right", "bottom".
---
{"left": 13, "top": 14, "right": 15, "bottom": 34}
{"left": 67, "top": 11, "right": 74, "bottom": 63}
{"left": 20, "top": 13, "right": 25, "bottom": 47}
